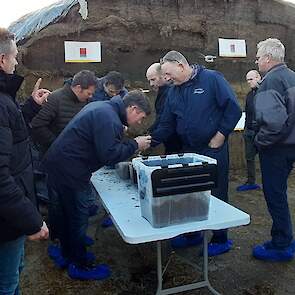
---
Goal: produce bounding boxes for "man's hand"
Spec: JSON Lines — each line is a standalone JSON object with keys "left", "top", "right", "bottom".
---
{"left": 135, "top": 135, "right": 152, "bottom": 151}
{"left": 27, "top": 221, "right": 49, "bottom": 241}
{"left": 31, "top": 78, "right": 51, "bottom": 105}
{"left": 208, "top": 131, "right": 225, "bottom": 148}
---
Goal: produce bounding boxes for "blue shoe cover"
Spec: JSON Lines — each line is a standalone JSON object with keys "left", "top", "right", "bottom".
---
{"left": 236, "top": 183, "right": 261, "bottom": 192}
{"left": 263, "top": 240, "right": 295, "bottom": 254}
{"left": 68, "top": 263, "right": 111, "bottom": 280}
{"left": 47, "top": 244, "right": 61, "bottom": 259}
{"left": 253, "top": 243, "right": 294, "bottom": 262}
{"left": 171, "top": 232, "right": 203, "bottom": 249}
{"left": 101, "top": 217, "right": 113, "bottom": 228}
{"left": 207, "top": 240, "right": 233, "bottom": 256}
{"left": 84, "top": 235, "right": 94, "bottom": 246}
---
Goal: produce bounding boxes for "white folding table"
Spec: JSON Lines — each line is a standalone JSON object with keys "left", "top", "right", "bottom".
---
{"left": 91, "top": 168, "right": 250, "bottom": 295}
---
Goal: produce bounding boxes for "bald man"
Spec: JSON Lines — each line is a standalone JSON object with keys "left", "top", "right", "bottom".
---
{"left": 146, "top": 63, "right": 182, "bottom": 154}
{"left": 237, "top": 70, "right": 261, "bottom": 192}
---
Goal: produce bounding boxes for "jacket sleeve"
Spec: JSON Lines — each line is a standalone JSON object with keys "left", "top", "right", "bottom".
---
{"left": 150, "top": 96, "right": 177, "bottom": 147}
{"left": 254, "top": 89, "right": 288, "bottom": 147}
{"left": 31, "top": 95, "right": 58, "bottom": 150}
{"left": 0, "top": 107, "right": 43, "bottom": 235}
{"left": 213, "top": 73, "right": 242, "bottom": 136}
{"left": 93, "top": 115, "right": 138, "bottom": 165}
{"left": 20, "top": 96, "right": 42, "bottom": 126}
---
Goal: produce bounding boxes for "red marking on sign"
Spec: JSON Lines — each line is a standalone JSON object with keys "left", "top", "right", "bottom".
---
{"left": 80, "top": 48, "right": 87, "bottom": 57}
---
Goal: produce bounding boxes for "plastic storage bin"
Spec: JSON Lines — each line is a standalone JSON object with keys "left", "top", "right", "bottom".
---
{"left": 132, "top": 153, "right": 217, "bottom": 228}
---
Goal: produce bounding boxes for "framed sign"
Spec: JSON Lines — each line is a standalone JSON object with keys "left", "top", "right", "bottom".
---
{"left": 64, "top": 41, "right": 101, "bottom": 63}
{"left": 219, "top": 38, "right": 247, "bottom": 58}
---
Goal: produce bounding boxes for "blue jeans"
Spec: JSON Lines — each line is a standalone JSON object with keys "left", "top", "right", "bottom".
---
{"left": 48, "top": 180, "right": 92, "bottom": 266}
{"left": 0, "top": 236, "right": 25, "bottom": 295}
{"left": 259, "top": 146, "right": 295, "bottom": 248}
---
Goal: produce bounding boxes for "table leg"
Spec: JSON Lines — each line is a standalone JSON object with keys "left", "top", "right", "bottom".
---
{"left": 156, "top": 241, "right": 163, "bottom": 295}
{"left": 155, "top": 232, "right": 222, "bottom": 295}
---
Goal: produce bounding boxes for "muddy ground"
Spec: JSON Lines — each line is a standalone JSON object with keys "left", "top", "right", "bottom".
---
{"left": 21, "top": 170, "right": 295, "bottom": 295}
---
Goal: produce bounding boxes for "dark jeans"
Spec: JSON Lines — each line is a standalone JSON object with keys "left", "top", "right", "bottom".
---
{"left": 0, "top": 236, "right": 25, "bottom": 295}
{"left": 187, "top": 141, "right": 229, "bottom": 243}
{"left": 243, "top": 129, "right": 258, "bottom": 184}
{"left": 259, "top": 146, "right": 295, "bottom": 248}
{"left": 47, "top": 179, "right": 93, "bottom": 266}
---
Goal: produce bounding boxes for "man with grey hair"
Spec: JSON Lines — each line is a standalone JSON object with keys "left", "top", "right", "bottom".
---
{"left": 237, "top": 70, "right": 261, "bottom": 191}
{"left": 252, "top": 38, "right": 295, "bottom": 262}
{"left": 152, "top": 50, "right": 241, "bottom": 256}
{"left": 146, "top": 62, "right": 182, "bottom": 153}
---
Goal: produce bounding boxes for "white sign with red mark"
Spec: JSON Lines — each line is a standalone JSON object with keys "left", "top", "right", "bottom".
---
{"left": 218, "top": 38, "right": 247, "bottom": 58}
{"left": 64, "top": 41, "right": 101, "bottom": 63}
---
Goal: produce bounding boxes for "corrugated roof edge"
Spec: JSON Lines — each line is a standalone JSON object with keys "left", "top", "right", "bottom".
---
{"left": 8, "top": 0, "right": 79, "bottom": 42}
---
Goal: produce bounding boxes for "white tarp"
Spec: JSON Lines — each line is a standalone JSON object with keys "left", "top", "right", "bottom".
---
{"left": 8, "top": 0, "right": 79, "bottom": 42}
{"left": 64, "top": 41, "right": 101, "bottom": 63}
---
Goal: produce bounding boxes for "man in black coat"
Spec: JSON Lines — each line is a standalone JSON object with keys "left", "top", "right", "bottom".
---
{"left": 236, "top": 70, "right": 261, "bottom": 192}
{"left": 0, "top": 27, "right": 49, "bottom": 294}
{"left": 43, "top": 91, "right": 152, "bottom": 280}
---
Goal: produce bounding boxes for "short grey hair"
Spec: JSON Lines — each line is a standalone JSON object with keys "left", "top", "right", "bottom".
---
{"left": 71, "top": 70, "right": 97, "bottom": 89}
{"left": 257, "top": 38, "right": 285, "bottom": 62}
{"left": 123, "top": 90, "right": 151, "bottom": 115}
{"left": 0, "top": 28, "right": 15, "bottom": 55}
{"left": 160, "top": 50, "right": 189, "bottom": 66}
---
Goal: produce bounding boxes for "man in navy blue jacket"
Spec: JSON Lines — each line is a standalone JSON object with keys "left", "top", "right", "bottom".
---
{"left": 91, "top": 71, "right": 128, "bottom": 102}
{"left": 43, "top": 91, "right": 151, "bottom": 280}
{"left": 152, "top": 50, "right": 241, "bottom": 256}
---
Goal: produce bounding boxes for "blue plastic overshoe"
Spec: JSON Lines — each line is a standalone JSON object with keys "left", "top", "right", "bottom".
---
{"left": 171, "top": 232, "right": 203, "bottom": 249}
{"left": 207, "top": 239, "right": 233, "bottom": 257}
{"left": 252, "top": 243, "right": 294, "bottom": 262}
{"left": 236, "top": 183, "right": 261, "bottom": 192}
{"left": 67, "top": 263, "right": 111, "bottom": 280}
{"left": 101, "top": 216, "right": 113, "bottom": 228}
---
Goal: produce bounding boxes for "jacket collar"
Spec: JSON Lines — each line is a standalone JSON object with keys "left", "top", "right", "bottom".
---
{"left": 0, "top": 70, "right": 24, "bottom": 100}
{"left": 63, "top": 83, "right": 82, "bottom": 103}
{"left": 108, "top": 95, "right": 128, "bottom": 126}
{"left": 260, "top": 63, "right": 286, "bottom": 84}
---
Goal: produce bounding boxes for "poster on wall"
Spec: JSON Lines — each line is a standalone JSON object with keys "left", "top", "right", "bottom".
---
{"left": 218, "top": 38, "right": 247, "bottom": 57}
{"left": 64, "top": 41, "right": 101, "bottom": 63}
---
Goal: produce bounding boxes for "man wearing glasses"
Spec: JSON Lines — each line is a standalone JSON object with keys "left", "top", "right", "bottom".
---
{"left": 252, "top": 38, "right": 295, "bottom": 262}
{"left": 237, "top": 70, "right": 261, "bottom": 192}
{"left": 151, "top": 50, "right": 241, "bottom": 256}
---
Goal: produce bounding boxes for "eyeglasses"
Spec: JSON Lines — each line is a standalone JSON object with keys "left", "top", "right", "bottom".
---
{"left": 246, "top": 78, "right": 254, "bottom": 81}
{"left": 160, "top": 57, "right": 180, "bottom": 65}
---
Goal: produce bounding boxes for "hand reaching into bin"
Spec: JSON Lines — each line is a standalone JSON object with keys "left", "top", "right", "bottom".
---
{"left": 135, "top": 135, "right": 151, "bottom": 151}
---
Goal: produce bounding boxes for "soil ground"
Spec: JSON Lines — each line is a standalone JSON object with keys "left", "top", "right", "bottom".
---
{"left": 21, "top": 170, "right": 295, "bottom": 295}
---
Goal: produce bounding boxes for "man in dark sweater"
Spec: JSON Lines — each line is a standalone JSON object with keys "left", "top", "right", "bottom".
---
{"left": 31, "top": 70, "right": 97, "bottom": 258}
{"left": 146, "top": 63, "right": 182, "bottom": 154}
{"left": 43, "top": 91, "right": 152, "bottom": 280}
{"left": 252, "top": 38, "right": 295, "bottom": 262}
{"left": 0, "top": 27, "right": 49, "bottom": 294}
{"left": 236, "top": 70, "right": 261, "bottom": 192}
